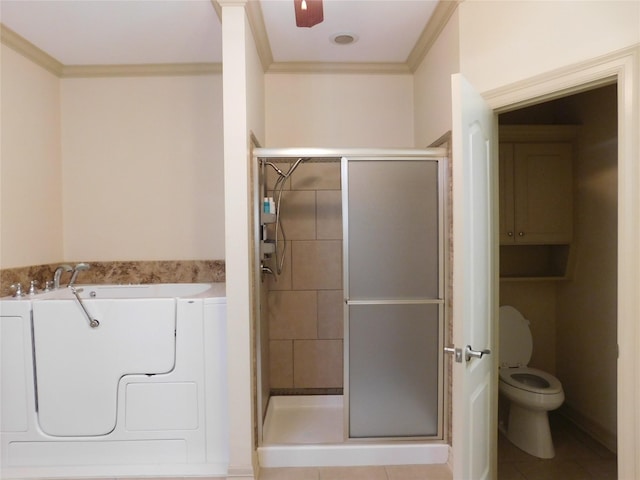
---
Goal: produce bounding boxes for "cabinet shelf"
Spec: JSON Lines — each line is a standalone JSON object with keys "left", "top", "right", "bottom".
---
{"left": 499, "top": 244, "right": 571, "bottom": 280}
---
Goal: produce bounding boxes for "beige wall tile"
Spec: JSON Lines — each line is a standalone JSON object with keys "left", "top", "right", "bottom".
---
{"left": 317, "top": 190, "right": 342, "bottom": 240}
{"left": 292, "top": 162, "right": 341, "bottom": 190}
{"left": 269, "top": 290, "right": 318, "bottom": 340}
{"left": 269, "top": 340, "right": 293, "bottom": 389}
{"left": 266, "top": 245, "right": 291, "bottom": 291}
{"left": 318, "top": 290, "right": 344, "bottom": 339}
{"left": 294, "top": 340, "right": 343, "bottom": 388}
{"left": 292, "top": 240, "right": 342, "bottom": 290}
{"left": 278, "top": 190, "right": 317, "bottom": 240}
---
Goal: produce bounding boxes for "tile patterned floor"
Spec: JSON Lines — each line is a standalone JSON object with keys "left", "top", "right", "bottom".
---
{"left": 498, "top": 413, "right": 617, "bottom": 480}
{"left": 105, "top": 415, "right": 615, "bottom": 479}
{"left": 259, "top": 414, "right": 616, "bottom": 480}
{"left": 258, "top": 464, "right": 452, "bottom": 480}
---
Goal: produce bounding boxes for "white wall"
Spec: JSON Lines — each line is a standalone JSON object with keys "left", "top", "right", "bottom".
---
{"left": 0, "top": 44, "right": 63, "bottom": 269}
{"left": 220, "top": 2, "right": 265, "bottom": 475}
{"left": 60, "top": 74, "right": 224, "bottom": 262}
{"left": 413, "top": 1, "right": 639, "bottom": 134}
{"left": 265, "top": 73, "right": 414, "bottom": 148}
{"left": 458, "top": 0, "right": 640, "bottom": 93}
{"left": 247, "top": 27, "right": 265, "bottom": 147}
{"left": 556, "top": 86, "right": 618, "bottom": 442}
{"left": 413, "top": 8, "right": 459, "bottom": 147}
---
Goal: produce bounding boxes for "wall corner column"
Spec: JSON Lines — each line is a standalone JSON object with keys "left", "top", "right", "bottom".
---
{"left": 219, "top": 0, "right": 255, "bottom": 477}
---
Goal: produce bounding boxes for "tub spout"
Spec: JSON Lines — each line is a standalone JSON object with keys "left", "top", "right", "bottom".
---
{"left": 53, "top": 264, "right": 73, "bottom": 289}
{"left": 68, "top": 263, "right": 90, "bottom": 287}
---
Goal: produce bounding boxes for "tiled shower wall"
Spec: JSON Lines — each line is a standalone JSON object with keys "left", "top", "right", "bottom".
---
{"left": 265, "top": 161, "right": 344, "bottom": 392}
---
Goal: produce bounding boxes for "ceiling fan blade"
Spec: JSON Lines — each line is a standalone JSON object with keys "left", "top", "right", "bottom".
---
{"left": 294, "top": 0, "right": 323, "bottom": 28}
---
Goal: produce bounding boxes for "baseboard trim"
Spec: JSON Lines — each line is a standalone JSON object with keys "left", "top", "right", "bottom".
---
{"left": 558, "top": 404, "right": 617, "bottom": 454}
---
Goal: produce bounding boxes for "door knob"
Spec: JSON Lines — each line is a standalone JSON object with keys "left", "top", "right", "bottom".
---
{"left": 465, "top": 345, "right": 491, "bottom": 362}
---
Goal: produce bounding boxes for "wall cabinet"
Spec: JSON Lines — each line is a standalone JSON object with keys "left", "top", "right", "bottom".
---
{"left": 500, "top": 142, "right": 573, "bottom": 245}
{"left": 499, "top": 126, "right": 578, "bottom": 279}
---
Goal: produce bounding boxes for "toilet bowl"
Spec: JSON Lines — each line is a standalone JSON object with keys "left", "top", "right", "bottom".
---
{"left": 499, "top": 305, "right": 564, "bottom": 459}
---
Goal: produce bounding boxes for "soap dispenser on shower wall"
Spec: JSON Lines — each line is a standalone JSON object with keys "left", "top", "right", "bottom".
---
{"left": 260, "top": 196, "right": 277, "bottom": 260}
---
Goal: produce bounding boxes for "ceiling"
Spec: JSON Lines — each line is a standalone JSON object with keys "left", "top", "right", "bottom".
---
{"left": 0, "top": 0, "right": 442, "bottom": 69}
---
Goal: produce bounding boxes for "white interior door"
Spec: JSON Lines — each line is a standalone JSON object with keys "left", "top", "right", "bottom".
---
{"left": 450, "top": 74, "right": 497, "bottom": 480}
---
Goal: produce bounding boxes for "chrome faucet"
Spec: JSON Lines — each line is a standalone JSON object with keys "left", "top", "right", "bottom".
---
{"left": 53, "top": 264, "right": 73, "bottom": 289}
{"left": 28, "top": 280, "right": 39, "bottom": 295}
{"left": 10, "top": 283, "right": 24, "bottom": 297}
{"left": 68, "top": 263, "right": 90, "bottom": 287}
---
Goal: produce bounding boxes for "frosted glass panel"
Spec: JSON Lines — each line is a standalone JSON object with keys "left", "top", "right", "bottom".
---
{"left": 347, "top": 160, "right": 439, "bottom": 300}
{"left": 349, "top": 304, "right": 440, "bottom": 438}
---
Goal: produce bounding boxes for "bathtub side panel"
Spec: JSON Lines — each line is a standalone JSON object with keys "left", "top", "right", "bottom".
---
{"left": 204, "top": 298, "right": 229, "bottom": 466}
{"left": 0, "top": 302, "right": 33, "bottom": 433}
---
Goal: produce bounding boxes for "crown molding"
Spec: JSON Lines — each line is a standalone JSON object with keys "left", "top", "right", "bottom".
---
{"left": 1, "top": 23, "right": 221, "bottom": 78}
{"left": 210, "top": 0, "right": 222, "bottom": 21}
{"left": 4, "top": 0, "right": 458, "bottom": 78}
{"left": 247, "top": 0, "right": 458, "bottom": 74}
{"left": 267, "top": 61, "right": 411, "bottom": 75}
{"left": 61, "top": 63, "right": 222, "bottom": 78}
{"left": 246, "top": 0, "right": 273, "bottom": 71}
{"left": 1, "top": 23, "right": 63, "bottom": 76}
{"left": 406, "top": 0, "right": 459, "bottom": 73}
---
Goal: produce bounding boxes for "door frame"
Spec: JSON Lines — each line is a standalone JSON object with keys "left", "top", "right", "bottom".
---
{"left": 484, "top": 45, "right": 639, "bottom": 479}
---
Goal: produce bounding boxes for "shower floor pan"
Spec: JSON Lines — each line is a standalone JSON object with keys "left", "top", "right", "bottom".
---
{"left": 258, "top": 395, "right": 449, "bottom": 468}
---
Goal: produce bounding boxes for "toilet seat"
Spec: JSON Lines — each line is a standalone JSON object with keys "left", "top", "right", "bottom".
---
{"left": 500, "top": 366, "right": 563, "bottom": 395}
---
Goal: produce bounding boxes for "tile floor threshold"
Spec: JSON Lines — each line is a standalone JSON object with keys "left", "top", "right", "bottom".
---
{"left": 259, "top": 464, "right": 452, "bottom": 480}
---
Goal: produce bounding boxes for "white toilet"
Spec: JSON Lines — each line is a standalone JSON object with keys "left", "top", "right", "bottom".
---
{"left": 499, "top": 305, "right": 564, "bottom": 459}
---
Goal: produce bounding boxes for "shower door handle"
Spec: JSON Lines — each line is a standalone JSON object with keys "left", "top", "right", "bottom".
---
{"left": 465, "top": 345, "right": 491, "bottom": 362}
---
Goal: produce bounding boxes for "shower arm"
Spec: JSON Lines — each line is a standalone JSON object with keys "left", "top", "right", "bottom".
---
{"left": 261, "top": 158, "right": 309, "bottom": 275}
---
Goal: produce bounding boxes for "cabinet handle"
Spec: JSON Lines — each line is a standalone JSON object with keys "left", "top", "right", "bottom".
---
{"left": 518, "top": 231, "right": 525, "bottom": 237}
{"left": 507, "top": 231, "right": 513, "bottom": 237}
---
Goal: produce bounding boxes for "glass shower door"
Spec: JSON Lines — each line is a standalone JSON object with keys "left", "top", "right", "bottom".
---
{"left": 343, "top": 156, "right": 443, "bottom": 439}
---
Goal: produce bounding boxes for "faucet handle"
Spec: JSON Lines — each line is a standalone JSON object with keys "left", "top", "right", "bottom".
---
{"left": 43, "top": 280, "right": 54, "bottom": 292}
{"left": 10, "top": 283, "right": 24, "bottom": 297}
{"left": 28, "top": 280, "right": 39, "bottom": 295}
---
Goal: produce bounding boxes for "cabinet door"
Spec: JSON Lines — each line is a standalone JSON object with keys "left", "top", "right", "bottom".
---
{"left": 499, "top": 144, "right": 515, "bottom": 244}
{"left": 513, "top": 143, "right": 573, "bottom": 244}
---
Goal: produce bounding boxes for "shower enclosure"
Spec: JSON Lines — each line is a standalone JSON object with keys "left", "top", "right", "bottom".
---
{"left": 253, "top": 148, "right": 448, "bottom": 467}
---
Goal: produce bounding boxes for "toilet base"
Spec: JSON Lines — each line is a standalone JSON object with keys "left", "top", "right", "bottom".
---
{"left": 506, "top": 403, "right": 555, "bottom": 459}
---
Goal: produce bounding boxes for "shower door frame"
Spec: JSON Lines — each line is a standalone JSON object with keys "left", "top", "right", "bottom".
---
{"left": 252, "top": 147, "right": 448, "bottom": 447}
{"left": 342, "top": 154, "right": 447, "bottom": 442}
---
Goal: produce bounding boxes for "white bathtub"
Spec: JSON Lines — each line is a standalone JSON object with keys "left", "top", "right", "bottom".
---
{"left": 0, "top": 283, "right": 228, "bottom": 479}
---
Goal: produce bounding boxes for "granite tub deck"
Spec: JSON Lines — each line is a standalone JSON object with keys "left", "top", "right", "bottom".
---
{"left": 0, "top": 260, "right": 225, "bottom": 297}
